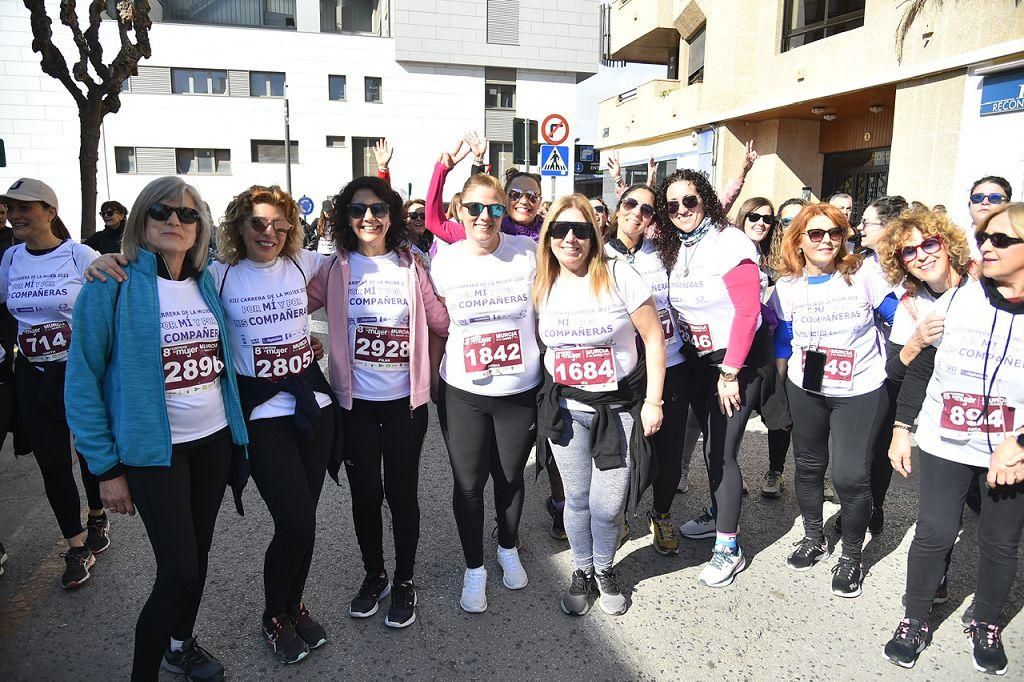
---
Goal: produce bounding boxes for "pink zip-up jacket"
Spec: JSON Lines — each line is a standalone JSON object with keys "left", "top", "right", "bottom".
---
{"left": 306, "top": 247, "right": 449, "bottom": 410}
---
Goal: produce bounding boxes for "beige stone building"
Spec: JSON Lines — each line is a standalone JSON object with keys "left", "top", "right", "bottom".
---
{"left": 598, "top": 0, "right": 1024, "bottom": 225}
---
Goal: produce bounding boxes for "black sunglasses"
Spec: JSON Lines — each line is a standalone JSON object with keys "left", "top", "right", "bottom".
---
{"left": 463, "top": 203, "right": 506, "bottom": 219}
{"left": 508, "top": 188, "right": 541, "bottom": 204}
{"left": 99, "top": 209, "right": 118, "bottom": 218}
{"left": 622, "top": 197, "right": 655, "bottom": 219}
{"left": 899, "top": 236, "right": 943, "bottom": 263}
{"left": 667, "top": 195, "right": 700, "bottom": 215}
{"left": 348, "top": 202, "right": 389, "bottom": 219}
{"left": 148, "top": 203, "right": 200, "bottom": 224}
{"left": 976, "top": 231, "right": 1024, "bottom": 249}
{"left": 747, "top": 212, "right": 776, "bottom": 226}
{"left": 249, "top": 216, "right": 293, "bottom": 235}
{"left": 592, "top": 204, "right": 608, "bottom": 214}
{"left": 407, "top": 211, "right": 425, "bottom": 221}
{"left": 548, "top": 221, "right": 595, "bottom": 241}
{"left": 804, "top": 227, "right": 846, "bottom": 243}
{"left": 970, "top": 193, "right": 1008, "bottom": 205}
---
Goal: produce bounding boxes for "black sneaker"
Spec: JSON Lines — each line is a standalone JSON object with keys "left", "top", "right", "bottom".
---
{"left": 786, "top": 537, "right": 830, "bottom": 572}
{"left": 594, "top": 567, "right": 627, "bottom": 615}
{"left": 384, "top": 580, "right": 417, "bottom": 628}
{"left": 85, "top": 513, "right": 111, "bottom": 554}
{"left": 560, "top": 569, "right": 596, "bottom": 616}
{"left": 263, "top": 614, "right": 309, "bottom": 665}
{"left": 349, "top": 572, "right": 390, "bottom": 618}
{"left": 161, "top": 637, "right": 224, "bottom": 681}
{"left": 868, "top": 507, "right": 884, "bottom": 536}
{"left": 59, "top": 545, "right": 94, "bottom": 589}
{"left": 883, "top": 618, "right": 931, "bottom": 668}
{"left": 546, "top": 497, "right": 567, "bottom": 541}
{"left": 289, "top": 603, "right": 327, "bottom": 649}
{"left": 968, "top": 621, "right": 1008, "bottom": 675}
{"left": 962, "top": 599, "right": 976, "bottom": 626}
{"left": 831, "top": 557, "right": 864, "bottom": 598}
{"left": 901, "top": 575, "right": 949, "bottom": 607}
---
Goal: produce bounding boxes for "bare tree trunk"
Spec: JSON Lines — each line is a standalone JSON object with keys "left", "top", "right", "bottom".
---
{"left": 79, "top": 99, "right": 102, "bottom": 239}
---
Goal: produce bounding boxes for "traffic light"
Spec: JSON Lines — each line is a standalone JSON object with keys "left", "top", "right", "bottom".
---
{"left": 513, "top": 118, "right": 539, "bottom": 166}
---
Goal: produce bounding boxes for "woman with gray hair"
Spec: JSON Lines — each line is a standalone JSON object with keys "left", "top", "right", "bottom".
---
{"left": 66, "top": 175, "right": 248, "bottom": 682}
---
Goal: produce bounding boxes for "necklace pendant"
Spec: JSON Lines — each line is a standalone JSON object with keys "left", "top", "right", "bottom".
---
{"left": 682, "top": 267, "right": 689, "bottom": 277}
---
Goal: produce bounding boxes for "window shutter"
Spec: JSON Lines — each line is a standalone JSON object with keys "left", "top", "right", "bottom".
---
{"left": 487, "top": 0, "right": 519, "bottom": 46}
{"left": 135, "top": 147, "right": 176, "bottom": 174}
{"left": 130, "top": 66, "right": 171, "bottom": 94}
{"left": 484, "top": 109, "right": 514, "bottom": 142}
{"left": 229, "top": 70, "right": 250, "bottom": 97}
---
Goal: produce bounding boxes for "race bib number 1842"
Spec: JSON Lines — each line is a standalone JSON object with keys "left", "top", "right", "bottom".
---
{"left": 463, "top": 329, "right": 524, "bottom": 379}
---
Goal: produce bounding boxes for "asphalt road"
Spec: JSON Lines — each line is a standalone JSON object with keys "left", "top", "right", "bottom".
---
{"left": 1, "top": 328, "right": 1022, "bottom": 680}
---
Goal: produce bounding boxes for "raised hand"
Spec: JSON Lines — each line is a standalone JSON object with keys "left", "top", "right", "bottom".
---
{"left": 373, "top": 138, "right": 394, "bottom": 170}
{"left": 464, "top": 130, "right": 488, "bottom": 161}
{"left": 743, "top": 139, "right": 758, "bottom": 173}
{"left": 606, "top": 150, "right": 621, "bottom": 179}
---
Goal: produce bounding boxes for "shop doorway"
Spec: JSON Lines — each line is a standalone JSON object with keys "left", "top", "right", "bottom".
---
{"left": 822, "top": 147, "right": 890, "bottom": 223}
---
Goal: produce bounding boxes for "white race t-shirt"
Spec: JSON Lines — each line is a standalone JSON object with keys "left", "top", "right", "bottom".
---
{"left": 348, "top": 251, "right": 411, "bottom": 401}
{"left": 668, "top": 226, "right": 762, "bottom": 358}
{"left": 916, "top": 280, "right": 1024, "bottom": 467}
{"left": 0, "top": 240, "right": 98, "bottom": 364}
{"left": 605, "top": 239, "right": 684, "bottom": 368}
{"left": 889, "top": 287, "right": 940, "bottom": 346}
{"left": 771, "top": 267, "right": 890, "bottom": 397}
{"left": 432, "top": 234, "right": 541, "bottom": 396}
{"left": 537, "top": 261, "right": 652, "bottom": 411}
{"left": 157, "top": 277, "right": 228, "bottom": 444}
{"left": 211, "top": 251, "right": 332, "bottom": 420}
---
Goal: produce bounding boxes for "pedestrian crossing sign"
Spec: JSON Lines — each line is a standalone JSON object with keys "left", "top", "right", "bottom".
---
{"left": 540, "top": 144, "right": 569, "bottom": 177}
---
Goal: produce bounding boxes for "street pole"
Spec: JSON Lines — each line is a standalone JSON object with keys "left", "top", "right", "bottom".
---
{"left": 284, "top": 97, "right": 292, "bottom": 195}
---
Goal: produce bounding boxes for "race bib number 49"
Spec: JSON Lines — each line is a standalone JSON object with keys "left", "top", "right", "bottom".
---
{"left": 552, "top": 346, "right": 617, "bottom": 392}
{"left": 354, "top": 325, "right": 409, "bottom": 371}
{"left": 464, "top": 329, "right": 524, "bottom": 379}
{"left": 802, "top": 346, "right": 855, "bottom": 384}
{"left": 940, "top": 392, "right": 1016, "bottom": 436}
{"left": 19, "top": 321, "right": 71, "bottom": 363}
{"left": 163, "top": 341, "right": 224, "bottom": 394}
{"left": 254, "top": 338, "right": 314, "bottom": 382}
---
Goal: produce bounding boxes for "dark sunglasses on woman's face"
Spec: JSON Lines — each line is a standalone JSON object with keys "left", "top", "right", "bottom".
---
{"left": 148, "top": 203, "right": 200, "bottom": 224}
{"left": 621, "top": 197, "right": 655, "bottom": 219}
{"left": 592, "top": 204, "right": 607, "bottom": 214}
{"left": 976, "top": 231, "right": 1024, "bottom": 249}
{"left": 99, "top": 209, "right": 118, "bottom": 218}
{"left": 348, "top": 202, "right": 389, "bottom": 220}
{"left": 970, "top": 193, "right": 1008, "bottom": 205}
{"left": 508, "top": 188, "right": 541, "bottom": 204}
{"left": 747, "top": 212, "right": 776, "bottom": 226}
{"left": 407, "top": 211, "right": 425, "bottom": 221}
{"left": 548, "top": 221, "right": 595, "bottom": 241}
{"left": 666, "top": 195, "right": 700, "bottom": 215}
{"left": 463, "top": 202, "right": 506, "bottom": 219}
{"left": 249, "top": 216, "right": 293, "bottom": 235}
{"left": 899, "top": 236, "right": 943, "bottom": 263}
{"left": 804, "top": 227, "right": 846, "bottom": 243}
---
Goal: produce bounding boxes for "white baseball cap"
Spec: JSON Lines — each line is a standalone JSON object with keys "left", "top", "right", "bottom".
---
{"left": 1, "top": 178, "right": 59, "bottom": 210}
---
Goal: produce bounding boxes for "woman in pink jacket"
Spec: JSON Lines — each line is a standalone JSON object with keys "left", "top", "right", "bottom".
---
{"left": 306, "top": 176, "right": 449, "bottom": 630}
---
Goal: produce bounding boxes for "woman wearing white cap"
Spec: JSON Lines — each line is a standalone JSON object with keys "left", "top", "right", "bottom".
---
{"left": 0, "top": 178, "right": 103, "bottom": 589}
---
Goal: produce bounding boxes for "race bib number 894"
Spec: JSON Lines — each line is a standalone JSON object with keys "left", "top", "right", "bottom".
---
{"left": 940, "top": 392, "right": 1016, "bottom": 436}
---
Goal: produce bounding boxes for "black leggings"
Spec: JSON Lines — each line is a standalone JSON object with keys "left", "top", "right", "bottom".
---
{"left": 786, "top": 382, "right": 889, "bottom": 561}
{"left": 767, "top": 429, "right": 792, "bottom": 473}
{"left": 125, "top": 429, "right": 232, "bottom": 682}
{"left": 16, "top": 358, "right": 101, "bottom": 538}
{"left": 687, "top": 362, "right": 762, "bottom": 534}
{"left": 438, "top": 382, "right": 537, "bottom": 568}
{"left": 869, "top": 378, "right": 899, "bottom": 511}
{"left": 248, "top": 409, "right": 335, "bottom": 617}
{"left": 905, "top": 450, "right": 1024, "bottom": 624}
{"left": 342, "top": 398, "right": 427, "bottom": 583}
{"left": 651, "top": 363, "right": 690, "bottom": 514}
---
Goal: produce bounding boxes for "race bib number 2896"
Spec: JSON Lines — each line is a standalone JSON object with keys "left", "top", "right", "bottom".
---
{"left": 163, "top": 341, "right": 224, "bottom": 394}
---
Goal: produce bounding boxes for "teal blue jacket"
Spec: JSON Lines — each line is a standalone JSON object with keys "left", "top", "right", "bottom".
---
{"left": 66, "top": 249, "right": 249, "bottom": 480}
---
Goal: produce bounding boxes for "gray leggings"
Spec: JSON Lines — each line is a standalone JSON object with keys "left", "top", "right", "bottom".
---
{"left": 548, "top": 408, "right": 633, "bottom": 573}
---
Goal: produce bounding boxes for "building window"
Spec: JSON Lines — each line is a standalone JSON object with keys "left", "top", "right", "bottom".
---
{"left": 687, "top": 26, "right": 705, "bottom": 85}
{"left": 328, "top": 75, "right": 347, "bottom": 101}
{"left": 131, "top": 0, "right": 296, "bottom": 30}
{"left": 326, "top": 135, "right": 347, "bottom": 148}
{"left": 489, "top": 142, "right": 513, "bottom": 179}
{"left": 352, "top": 136, "right": 381, "bottom": 175}
{"left": 171, "top": 68, "right": 227, "bottom": 95}
{"left": 782, "top": 0, "right": 865, "bottom": 52}
{"left": 114, "top": 147, "right": 136, "bottom": 174}
{"left": 175, "top": 148, "right": 231, "bottom": 175}
{"left": 251, "top": 139, "right": 300, "bottom": 163}
{"left": 321, "top": 0, "right": 387, "bottom": 35}
{"left": 250, "top": 71, "right": 286, "bottom": 98}
{"left": 364, "top": 77, "right": 382, "bottom": 103}
{"left": 485, "top": 83, "right": 515, "bottom": 110}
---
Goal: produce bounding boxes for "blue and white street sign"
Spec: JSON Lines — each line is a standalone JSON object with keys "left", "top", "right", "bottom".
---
{"left": 540, "top": 145, "right": 569, "bottom": 177}
{"left": 298, "top": 195, "right": 315, "bottom": 216}
{"left": 980, "top": 68, "right": 1024, "bottom": 116}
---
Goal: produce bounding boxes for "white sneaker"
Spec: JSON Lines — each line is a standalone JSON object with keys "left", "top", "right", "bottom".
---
{"left": 460, "top": 567, "right": 488, "bottom": 613}
{"left": 680, "top": 507, "right": 716, "bottom": 539}
{"left": 496, "top": 546, "right": 528, "bottom": 589}
{"left": 699, "top": 545, "right": 746, "bottom": 588}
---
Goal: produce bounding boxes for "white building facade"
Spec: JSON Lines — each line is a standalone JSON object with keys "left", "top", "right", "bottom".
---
{"left": 0, "top": 0, "right": 599, "bottom": 236}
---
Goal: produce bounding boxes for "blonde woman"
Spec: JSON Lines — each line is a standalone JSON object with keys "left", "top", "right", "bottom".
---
{"left": 534, "top": 194, "right": 665, "bottom": 617}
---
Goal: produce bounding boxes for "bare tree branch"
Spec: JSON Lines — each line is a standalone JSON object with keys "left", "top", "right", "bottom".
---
{"left": 84, "top": 0, "right": 110, "bottom": 83}
{"left": 23, "top": 0, "right": 86, "bottom": 104}
{"left": 58, "top": 0, "right": 98, "bottom": 90}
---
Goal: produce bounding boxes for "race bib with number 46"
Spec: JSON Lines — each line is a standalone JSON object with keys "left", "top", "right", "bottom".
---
{"left": 353, "top": 325, "right": 410, "bottom": 371}
{"left": 19, "top": 321, "right": 71, "bottom": 363}
{"left": 684, "top": 323, "right": 714, "bottom": 355}
{"left": 552, "top": 346, "right": 617, "bottom": 392}
{"left": 464, "top": 329, "right": 524, "bottom": 379}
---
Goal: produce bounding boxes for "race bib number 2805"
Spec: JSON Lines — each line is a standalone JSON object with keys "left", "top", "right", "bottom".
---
{"left": 254, "top": 338, "right": 314, "bottom": 382}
